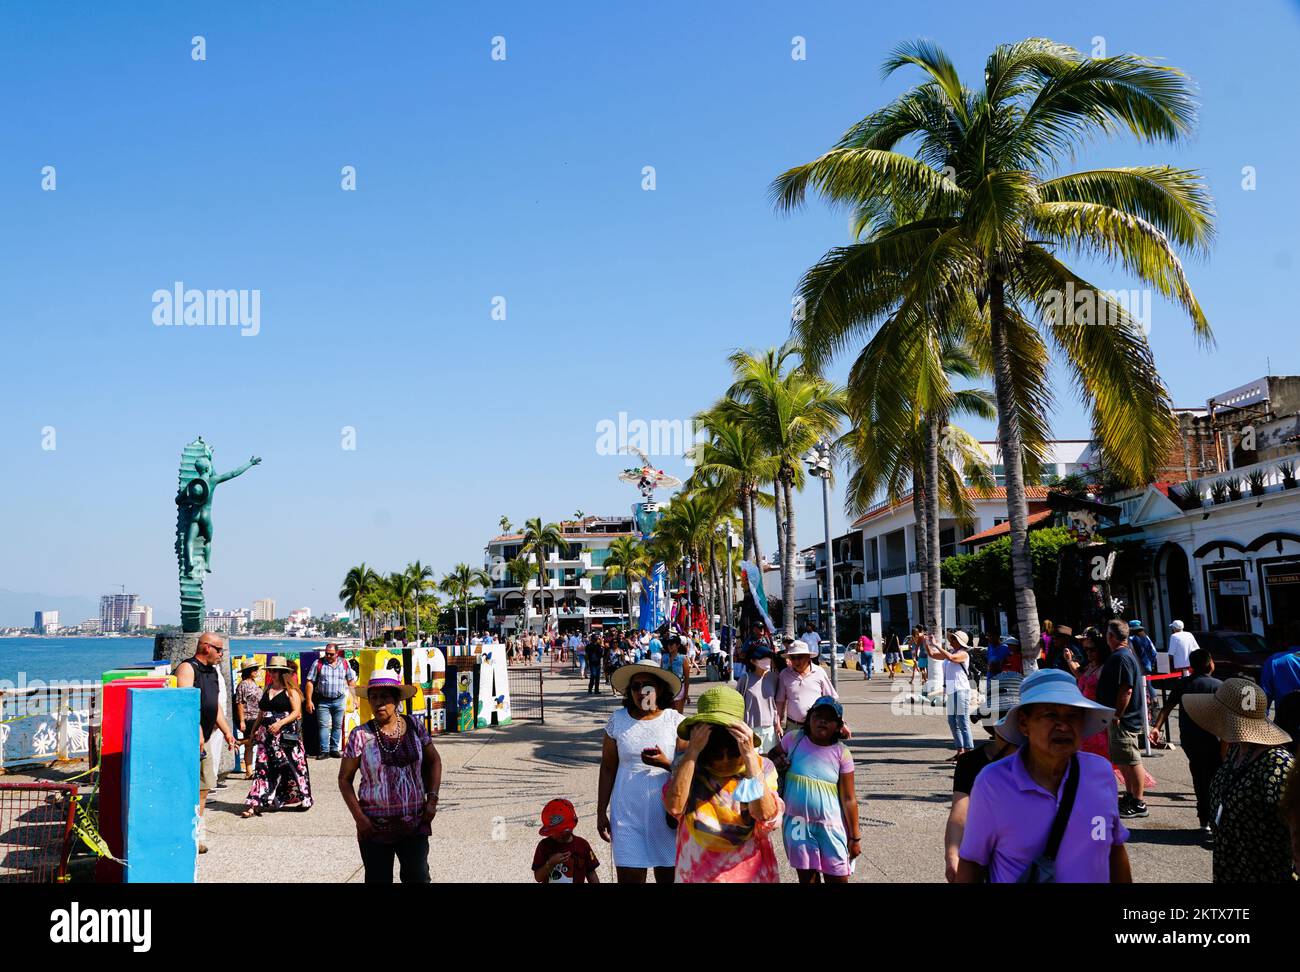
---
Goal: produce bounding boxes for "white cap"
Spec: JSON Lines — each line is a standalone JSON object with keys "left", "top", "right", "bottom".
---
{"left": 1170, "top": 620, "right": 1185, "bottom": 631}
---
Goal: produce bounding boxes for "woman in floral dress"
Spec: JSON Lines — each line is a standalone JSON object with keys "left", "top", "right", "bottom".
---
{"left": 242, "top": 656, "right": 312, "bottom": 816}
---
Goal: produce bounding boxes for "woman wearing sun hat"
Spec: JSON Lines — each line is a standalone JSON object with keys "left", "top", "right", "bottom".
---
{"left": 1185, "top": 678, "right": 1296, "bottom": 882}
{"left": 662, "top": 685, "right": 783, "bottom": 883}
{"left": 242, "top": 656, "right": 313, "bottom": 817}
{"left": 926, "top": 630, "right": 975, "bottom": 759}
{"left": 956, "top": 668, "right": 1132, "bottom": 883}
{"left": 339, "top": 668, "right": 442, "bottom": 883}
{"left": 597, "top": 662, "right": 685, "bottom": 883}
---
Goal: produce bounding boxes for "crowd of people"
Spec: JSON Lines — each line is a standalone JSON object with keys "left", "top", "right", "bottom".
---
{"left": 174, "top": 616, "right": 1300, "bottom": 884}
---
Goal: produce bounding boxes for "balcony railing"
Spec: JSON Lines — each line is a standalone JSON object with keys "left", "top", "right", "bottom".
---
{"left": 881, "top": 564, "right": 908, "bottom": 579}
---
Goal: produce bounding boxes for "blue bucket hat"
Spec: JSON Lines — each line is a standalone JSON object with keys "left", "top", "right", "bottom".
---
{"left": 1128, "top": 619, "right": 1145, "bottom": 631}
{"left": 998, "top": 669, "right": 1113, "bottom": 746}
{"left": 808, "top": 695, "right": 843, "bottom": 719}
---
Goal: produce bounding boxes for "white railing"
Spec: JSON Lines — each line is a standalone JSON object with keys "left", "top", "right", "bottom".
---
{"left": 0, "top": 685, "right": 98, "bottom": 769}
{"left": 1179, "top": 455, "right": 1298, "bottom": 509}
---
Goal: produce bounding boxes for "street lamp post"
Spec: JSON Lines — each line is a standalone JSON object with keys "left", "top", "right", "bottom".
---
{"left": 805, "top": 440, "right": 838, "bottom": 690}
{"left": 725, "top": 526, "right": 739, "bottom": 681}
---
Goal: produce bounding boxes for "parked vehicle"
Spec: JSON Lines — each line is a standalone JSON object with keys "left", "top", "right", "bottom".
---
{"left": 1186, "top": 630, "right": 1278, "bottom": 682}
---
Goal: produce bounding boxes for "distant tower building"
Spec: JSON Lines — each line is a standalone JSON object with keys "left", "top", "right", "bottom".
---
{"left": 34, "top": 610, "right": 60, "bottom": 634}
{"left": 128, "top": 605, "right": 153, "bottom": 629}
{"left": 253, "top": 599, "right": 276, "bottom": 622}
{"left": 100, "top": 593, "right": 138, "bottom": 633}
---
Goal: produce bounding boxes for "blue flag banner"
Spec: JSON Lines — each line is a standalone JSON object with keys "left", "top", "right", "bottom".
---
{"left": 738, "top": 560, "right": 776, "bottom": 635}
{"left": 640, "top": 561, "right": 667, "bottom": 631}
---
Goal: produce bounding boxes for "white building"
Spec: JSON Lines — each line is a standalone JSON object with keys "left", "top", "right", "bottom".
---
{"left": 204, "top": 608, "right": 250, "bottom": 636}
{"left": 484, "top": 514, "right": 640, "bottom": 634}
{"left": 34, "top": 610, "right": 59, "bottom": 634}
{"left": 129, "top": 605, "right": 153, "bottom": 629}
{"left": 253, "top": 598, "right": 276, "bottom": 622}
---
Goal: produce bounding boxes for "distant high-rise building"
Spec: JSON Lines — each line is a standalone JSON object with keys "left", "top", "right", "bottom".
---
{"left": 34, "top": 610, "right": 59, "bottom": 634}
{"left": 253, "top": 599, "right": 276, "bottom": 622}
{"left": 128, "top": 605, "right": 153, "bottom": 629}
{"left": 100, "top": 593, "right": 138, "bottom": 633}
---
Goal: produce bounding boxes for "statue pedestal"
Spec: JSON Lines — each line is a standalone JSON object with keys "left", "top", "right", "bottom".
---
{"left": 154, "top": 632, "right": 201, "bottom": 668}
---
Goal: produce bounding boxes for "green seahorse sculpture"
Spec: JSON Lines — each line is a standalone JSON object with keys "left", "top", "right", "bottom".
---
{"left": 174, "top": 437, "right": 261, "bottom": 633}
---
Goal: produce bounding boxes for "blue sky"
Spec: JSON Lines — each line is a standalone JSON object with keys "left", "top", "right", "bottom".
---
{"left": 2, "top": 1, "right": 1298, "bottom": 623}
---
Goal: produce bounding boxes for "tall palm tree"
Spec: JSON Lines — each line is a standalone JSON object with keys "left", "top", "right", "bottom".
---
{"left": 520, "top": 517, "right": 566, "bottom": 634}
{"left": 498, "top": 516, "right": 513, "bottom": 534}
{"left": 506, "top": 556, "right": 537, "bottom": 634}
{"left": 602, "top": 536, "right": 650, "bottom": 629}
{"left": 687, "top": 412, "right": 777, "bottom": 565}
{"left": 406, "top": 560, "right": 437, "bottom": 644}
{"left": 441, "top": 563, "right": 490, "bottom": 644}
{"left": 841, "top": 333, "right": 999, "bottom": 636}
{"left": 775, "top": 38, "right": 1213, "bottom": 653}
{"left": 719, "top": 346, "right": 846, "bottom": 637}
{"left": 339, "top": 563, "right": 379, "bottom": 641}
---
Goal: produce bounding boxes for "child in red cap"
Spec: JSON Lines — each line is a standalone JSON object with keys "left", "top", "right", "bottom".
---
{"left": 531, "top": 798, "right": 601, "bottom": 883}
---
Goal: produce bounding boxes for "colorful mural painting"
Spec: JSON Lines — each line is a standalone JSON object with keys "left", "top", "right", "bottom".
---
{"left": 475, "top": 643, "right": 512, "bottom": 728}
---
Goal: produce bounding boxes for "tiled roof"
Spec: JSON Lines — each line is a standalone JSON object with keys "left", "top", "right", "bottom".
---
{"left": 961, "top": 509, "right": 1054, "bottom": 545}
{"left": 849, "top": 486, "right": 1050, "bottom": 529}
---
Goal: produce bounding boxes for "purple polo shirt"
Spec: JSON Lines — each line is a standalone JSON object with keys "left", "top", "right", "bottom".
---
{"left": 959, "top": 749, "right": 1128, "bottom": 883}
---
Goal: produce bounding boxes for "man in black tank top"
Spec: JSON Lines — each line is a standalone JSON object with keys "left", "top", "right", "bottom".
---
{"left": 175, "top": 632, "right": 236, "bottom": 853}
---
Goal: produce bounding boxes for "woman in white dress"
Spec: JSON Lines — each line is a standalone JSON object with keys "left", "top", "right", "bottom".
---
{"left": 597, "top": 662, "right": 685, "bottom": 883}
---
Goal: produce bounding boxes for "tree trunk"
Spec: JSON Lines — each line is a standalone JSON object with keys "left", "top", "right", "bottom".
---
{"left": 989, "top": 275, "right": 1041, "bottom": 670}
{"left": 749, "top": 490, "right": 763, "bottom": 567}
{"left": 740, "top": 487, "right": 754, "bottom": 563}
{"left": 912, "top": 466, "right": 930, "bottom": 634}
{"left": 925, "top": 417, "right": 943, "bottom": 639}
{"left": 709, "top": 544, "right": 720, "bottom": 631}
{"left": 781, "top": 472, "right": 798, "bottom": 639}
{"left": 773, "top": 483, "right": 787, "bottom": 577}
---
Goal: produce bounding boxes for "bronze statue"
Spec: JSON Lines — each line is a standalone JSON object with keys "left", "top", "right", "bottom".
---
{"left": 175, "top": 437, "right": 260, "bottom": 632}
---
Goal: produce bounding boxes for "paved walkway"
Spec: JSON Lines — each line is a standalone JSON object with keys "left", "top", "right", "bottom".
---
{"left": 190, "top": 665, "right": 1210, "bottom": 883}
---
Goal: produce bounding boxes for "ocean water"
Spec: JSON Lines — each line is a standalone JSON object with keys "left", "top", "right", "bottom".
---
{"left": 0, "top": 636, "right": 326, "bottom": 686}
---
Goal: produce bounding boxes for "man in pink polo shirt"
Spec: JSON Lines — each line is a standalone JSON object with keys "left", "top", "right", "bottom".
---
{"left": 775, "top": 640, "right": 838, "bottom": 733}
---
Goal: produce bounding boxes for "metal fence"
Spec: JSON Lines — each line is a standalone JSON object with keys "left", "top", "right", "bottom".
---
{"left": 0, "top": 685, "right": 99, "bottom": 771}
{"left": 0, "top": 782, "right": 78, "bottom": 883}
{"left": 508, "top": 666, "right": 545, "bottom": 722}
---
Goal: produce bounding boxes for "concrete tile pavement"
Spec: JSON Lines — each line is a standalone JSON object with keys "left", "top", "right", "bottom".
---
{"left": 193, "top": 664, "right": 1212, "bottom": 883}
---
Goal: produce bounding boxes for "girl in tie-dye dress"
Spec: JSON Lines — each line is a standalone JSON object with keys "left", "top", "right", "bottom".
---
{"left": 775, "top": 696, "right": 859, "bottom": 882}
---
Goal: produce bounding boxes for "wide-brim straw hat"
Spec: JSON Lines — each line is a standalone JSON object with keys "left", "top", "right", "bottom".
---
{"left": 677, "top": 685, "right": 761, "bottom": 747}
{"left": 610, "top": 662, "right": 681, "bottom": 699}
{"left": 782, "top": 640, "right": 816, "bottom": 657}
{"left": 240, "top": 661, "right": 262, "bottom": 674}
{"left": 997, "top": 669, "right": 1114, "bottom": 746}
{"left": 948, "top": 629, "right": 971, "bottom": 648}
{"left": 361, "top": 669, "right": 418, "bottom": 701}
{"left": 1184, "top": 678, "right": 1292, "bottom": 746}
{"left": 263, "top": 655, "right": 294, "bottom": 673}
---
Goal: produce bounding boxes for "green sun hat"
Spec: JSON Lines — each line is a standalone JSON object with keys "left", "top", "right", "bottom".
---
{"left": 677, "top": 685, "right": 762, "bottom": 747}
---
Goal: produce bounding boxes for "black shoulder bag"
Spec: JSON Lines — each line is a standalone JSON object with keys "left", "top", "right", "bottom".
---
{"left": 1016, "top": 753, "right": 1079, "bottom": 884}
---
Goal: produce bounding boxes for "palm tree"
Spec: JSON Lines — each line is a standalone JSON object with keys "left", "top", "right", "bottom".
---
{"left": 775, "top": 38, "right": 1213, "bottom": 652}
{"left": 520, "top": 517, "right": 566, "bottom": 634}
{"left": 603, "top": 536, "right": 650, "bottom": 628}
{"left": 841, "top": 333, "right": 1000, "bottom": 636}
{"left": 687, "top": 412, "right": 777, "bottom": 565}
{"left": 498, "top": 516, "right": 513, "bottom": 534}
{"left": 339, "top": 563, "right": 379, "bottom": 641}
{"left": 406, "top": 560, "right": 437, "bottom": 644}
{"left": 506, "top": 556, "right": 537, "bottom": 634}
{"left": 441, "top": 563, "right": 490, "bottom": 644}
{"left": 719, "top": 346, "right": 846, "bottom": 637}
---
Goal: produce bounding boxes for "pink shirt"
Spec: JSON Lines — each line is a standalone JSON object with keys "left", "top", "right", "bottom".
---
{"left": 775, "top": 666, "right": 837, "bottom": 724}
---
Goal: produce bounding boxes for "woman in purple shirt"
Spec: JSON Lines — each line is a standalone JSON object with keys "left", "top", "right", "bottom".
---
{"left": 956, "top": 669, "right": 1131, "bottom": 883}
